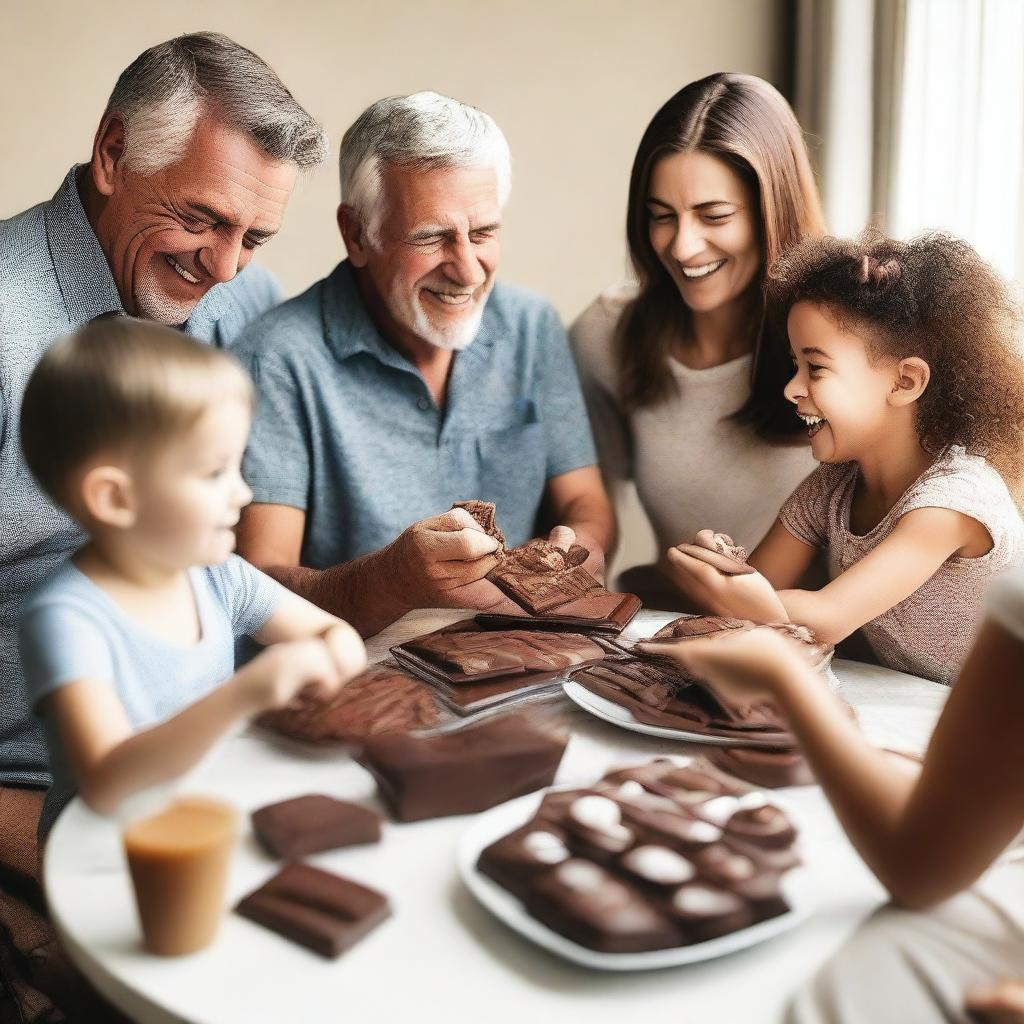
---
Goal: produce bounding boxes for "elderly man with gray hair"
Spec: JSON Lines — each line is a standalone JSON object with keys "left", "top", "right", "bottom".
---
{"left": 0, "top": 31, "right": 323, "bottom": 1020}
{"left": 233, "top": 92, "right": 615, "bottom": 637}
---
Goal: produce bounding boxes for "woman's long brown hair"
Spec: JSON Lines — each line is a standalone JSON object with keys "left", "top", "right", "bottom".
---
{"left": 618, "top": 72, "right": 825, "bottom": 437}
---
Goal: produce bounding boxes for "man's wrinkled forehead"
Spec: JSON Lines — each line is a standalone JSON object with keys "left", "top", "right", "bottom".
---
{"left": 378, "top": 162, "right": 501, "bottom": 233}
{"left": 160, "top": 117, "right": 298, "bottom": 231}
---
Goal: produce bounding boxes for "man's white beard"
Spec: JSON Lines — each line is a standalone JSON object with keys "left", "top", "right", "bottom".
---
{"left": 392, "top": 282, "right": 489, "bottom": 351}
{"left": 134, "top": 262, "right": 202, "bottom": 325}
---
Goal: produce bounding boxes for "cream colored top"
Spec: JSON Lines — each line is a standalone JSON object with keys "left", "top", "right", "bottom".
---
{"left": 569, "top": 285, "right": 817, "bottom": 556}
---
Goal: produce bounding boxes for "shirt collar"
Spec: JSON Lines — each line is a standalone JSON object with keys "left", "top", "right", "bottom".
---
{"left": 43, "top": 164, "right": 233, "bottom": 334}
{"left": 44, "top": 166, "right": 125, "bottom": 322}
{"left": 322, "top": 259, "right": 496, "bottom": 369}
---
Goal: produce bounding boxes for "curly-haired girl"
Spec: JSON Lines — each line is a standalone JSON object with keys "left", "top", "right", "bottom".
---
{"left": 662, "top": 229, "right": 1024, "bottom": 683}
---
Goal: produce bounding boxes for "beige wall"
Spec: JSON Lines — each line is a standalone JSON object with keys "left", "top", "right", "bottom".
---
{"left": 1, "top": 0, "right": 790, "bottom": 574}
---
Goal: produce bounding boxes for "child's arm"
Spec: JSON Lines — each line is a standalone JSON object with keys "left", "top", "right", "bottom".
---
{"left": 251, "top": 588, "right": 367, "bottom": 668}
{"left": 43, "top": 637, "right": 353, "bottom": 816}
{"left": 640, "top": 619, "right": 1024, "bottom": 909}
{"left": 776, "top": 506, "right": 985, "bottom": 645}
{"left": 747, "top": 519, "right": 820, "bottom": 589}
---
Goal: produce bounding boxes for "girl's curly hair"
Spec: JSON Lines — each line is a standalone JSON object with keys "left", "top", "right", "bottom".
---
{"left": 766, "top": 228, "right": 1024, "bottom": 487}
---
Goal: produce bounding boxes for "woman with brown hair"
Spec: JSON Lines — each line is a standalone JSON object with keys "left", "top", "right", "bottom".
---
{"left": 570, "top": 72, "right": 824, "bottom": 595}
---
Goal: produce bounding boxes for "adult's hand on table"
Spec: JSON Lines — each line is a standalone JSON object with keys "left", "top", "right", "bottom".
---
{"left": 966, "top": 980, "right": 1024, "bottom": 1023}
{"left": 664, "top": 543, "right": 788, "bottom": 621}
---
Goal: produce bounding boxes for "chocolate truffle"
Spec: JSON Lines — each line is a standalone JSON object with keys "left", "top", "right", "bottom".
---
{"left": 478, "top": 822, "right": 572, "bottom": 899}
{"left": 251, "top": 794, "right": 381, "bottom": 859}
{"left": 235, "top": 862, "right": 390, "bottom": 958}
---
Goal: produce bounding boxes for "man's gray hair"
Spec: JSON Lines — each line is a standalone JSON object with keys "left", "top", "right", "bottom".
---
{"left": 104, "top": 32, "right": 328, "bottom": 175}
{"left": 339, "top": 91, "right": 512, "bottom": 243}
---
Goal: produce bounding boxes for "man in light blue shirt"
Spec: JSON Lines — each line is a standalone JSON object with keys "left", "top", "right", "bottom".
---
{"left": 234, "top": 93, "right": 616, "bottom": 638}
{"left": 0, "top": 30, "right": 325, "bottom": 928}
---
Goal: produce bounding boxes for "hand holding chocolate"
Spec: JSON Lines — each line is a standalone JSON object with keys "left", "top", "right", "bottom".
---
{"left": 453, "top": 500, "right": 640, "bottom": 633}
{"left": 478, "top": 756, "right": 801, "bottom": 952}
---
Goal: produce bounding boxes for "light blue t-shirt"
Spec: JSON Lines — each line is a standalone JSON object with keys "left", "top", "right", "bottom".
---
{"left": 230, "top": 260, "right": 598, "bottom": 567}
{"left": 18, "top": 555, "right": 284, "bottom": 836}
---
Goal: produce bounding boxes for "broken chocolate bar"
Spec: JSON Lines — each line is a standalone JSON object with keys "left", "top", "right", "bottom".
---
{"left": 235, "top": 862, "right": 390, "bottom": 958}
{"left": 251, "top": 795, "right": 381, "bottom": 859}
{"left": 359, "top": 713, "right": 567, "bottom": 822}
{"left": 256, "top": 664, "right": 442, "bottom": 743}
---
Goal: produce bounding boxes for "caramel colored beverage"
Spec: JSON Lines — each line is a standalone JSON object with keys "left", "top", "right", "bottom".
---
{"left": 123, "top": 796, "right": 237, "bottom": 956}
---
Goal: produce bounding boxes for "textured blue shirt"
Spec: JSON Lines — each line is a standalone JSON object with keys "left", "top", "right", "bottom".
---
{"left": 231, "top": 260, "right": 597, "bottom": 567}
{"left": 1, "top": 167, "right": 283, "bottom": 786}
{"left": 19, "top": 555, "right": 284, "bottom": 836}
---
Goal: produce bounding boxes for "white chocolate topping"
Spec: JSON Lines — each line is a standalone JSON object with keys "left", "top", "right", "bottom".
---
{"left": 672, "top": 884, "right": 740, "bottom": 916}
{"left": 621, "top": 846, "right": 695, "bottom": 885}
{"left": 556, "top": 860, "right": 605, "bottom": 891}
{"left": 522, "top": 830, "right": 570, "bottom": 864}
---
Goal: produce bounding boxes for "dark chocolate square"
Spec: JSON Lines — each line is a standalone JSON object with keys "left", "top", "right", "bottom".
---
{"left": 251, "top": 794, "right": 381, "bottom": 859}
{"left": 235, "top": 862, "right": 390, "bottom": 958}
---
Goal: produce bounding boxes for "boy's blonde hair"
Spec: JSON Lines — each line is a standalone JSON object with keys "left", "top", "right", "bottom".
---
{"left": 21, "top": 315, "right": 254, "bottom": 508}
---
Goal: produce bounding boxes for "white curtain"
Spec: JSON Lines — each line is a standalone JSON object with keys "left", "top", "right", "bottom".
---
{"left": 796, "top": 0, "right": 1024, "bottom": 280}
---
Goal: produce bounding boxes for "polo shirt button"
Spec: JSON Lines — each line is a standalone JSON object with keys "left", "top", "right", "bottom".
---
{"left": 417, "top": 398, "right": 430, "bottom": 411}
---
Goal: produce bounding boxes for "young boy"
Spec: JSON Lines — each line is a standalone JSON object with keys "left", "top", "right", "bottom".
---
{"left": 17, "top": 316, "right": 367, "bottom": 837}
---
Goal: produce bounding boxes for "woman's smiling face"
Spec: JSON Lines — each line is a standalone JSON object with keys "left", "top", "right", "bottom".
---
{"left": 646, "top": 150, "right": 762, "bottom": 316}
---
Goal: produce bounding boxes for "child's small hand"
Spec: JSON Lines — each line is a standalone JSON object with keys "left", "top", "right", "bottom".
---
{"left": 637, "top": 627, "right": 809, "bottom": 704}
{"left": 322, "top": 622, "right": 368, "bottom": 681}
{"left": 240, "top": 638, "right": 346, "bottom": 712}
{"left": 664, "top": 544, "right": 789, "bottom": 622}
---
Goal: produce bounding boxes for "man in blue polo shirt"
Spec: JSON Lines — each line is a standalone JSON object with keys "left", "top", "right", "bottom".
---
{"left": 0, "top": 32, "right": 325, "bottom": 1020}
{"left": 234, "top": 92, "right": 615, "bottom": 637}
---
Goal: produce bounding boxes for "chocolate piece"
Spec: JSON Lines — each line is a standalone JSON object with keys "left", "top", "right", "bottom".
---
{"left": 359, "top": 714, "right": 568, "bottom": 822}
{"left": 522, "top": 859, "right": 682, "bottom": 953}
{"left": 452, "top": 499, "right": 506, "bottom": 547}
{"left": 454, "top": 500, "right": 640, "bottom": 633}
{"left": 488, "top": 539, "right": 599, "bottom": 614}
{"left": 665, "top": 881, "right": 755, "bottom": 942}
{"left": 706, "top": 746, "right": 815, "bottom": 788}
{"left": 478, "top": 822, "right": 572, "bottom": 899}
{"left": 691, "top": 793, "right": 797, "bottom": 849}
{"left": 257, "top": 664, "right": 442, "bottom": 743}
{"left": 673, "top": 544, "right": 756, "bottom": 576}
{"left": 235, "top": 862, "right": 390, "bottom": 958}
{"left": 251, "top": 795, "right": 381, "bottom": 859}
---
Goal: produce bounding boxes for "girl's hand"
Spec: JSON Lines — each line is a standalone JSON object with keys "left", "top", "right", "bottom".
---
{"left": 637, "top": 627, "right": 810, "bottom": 704}
{"left": 664, "top": 544, "right": 789, "bottom": 621}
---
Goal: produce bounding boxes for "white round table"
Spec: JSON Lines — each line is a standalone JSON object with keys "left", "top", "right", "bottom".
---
{"left": 45, "top": 610, "right": 952, "bottom": 1024}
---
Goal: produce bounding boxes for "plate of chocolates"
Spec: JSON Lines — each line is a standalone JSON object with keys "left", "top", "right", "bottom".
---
{"left": 458, "top": 756, "right": 814, "bottom": 969}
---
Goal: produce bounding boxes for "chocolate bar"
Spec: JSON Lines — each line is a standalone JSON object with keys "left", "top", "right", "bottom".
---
{"left": 251, "top": 795, "right": 381, "bottom": 859}
{"left": 476, "top": 756, "right": 800, "bottom": 952}
{"left": 359, "top": 713, "right": 568, "bottom": 822}
{"left": 453, "top": 500, "right": 640, "bottom": 634}
{"left": 235, "top": 862, "right": 390, "bottom": 957}
{"left": 256, "top": 664, "right": 443, "bottom": 743}
{"left": 391, "top": 619, "right": 610, "bottom": 713}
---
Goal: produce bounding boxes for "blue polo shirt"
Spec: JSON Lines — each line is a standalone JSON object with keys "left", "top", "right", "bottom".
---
{"left": 231, "top": 260, "right": 597, "bottom": 567}
{"left": 0, "top": 166, "right": 283, "bottom": 786}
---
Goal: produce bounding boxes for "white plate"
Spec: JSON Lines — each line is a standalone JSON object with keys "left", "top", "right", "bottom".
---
{"left": 457, "top": 788, "right": 816, "bottom": 971}
{"left": 562, "top": 680, "right": 793, "bottom": 748}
